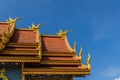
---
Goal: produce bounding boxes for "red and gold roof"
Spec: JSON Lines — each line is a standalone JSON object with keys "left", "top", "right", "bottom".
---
{"left": 0, "top": 18, "right": 91, "bottom": 77}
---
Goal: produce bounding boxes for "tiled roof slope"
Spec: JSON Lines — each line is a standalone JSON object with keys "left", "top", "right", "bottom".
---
{"left": 10, "top": 29, "right": 38, "bottom": 43}
{"left": 23, "top": 35, "right": 90, "bottom": 76}
{"left": 0, "top": 18, "right": 91, "bottom": 77}
{"left": 0, "top": 22, "right": 40, "bottom": 62}
{"left": 3, "top": 29, "right": 39, "bottom": 56}
{"left": 42, "top": 35, "right": 73, "bottom": 53}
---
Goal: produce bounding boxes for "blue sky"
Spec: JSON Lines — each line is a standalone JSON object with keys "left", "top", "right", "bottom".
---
{"left": 0, "top": 0, "right": 120, "bottom": 80}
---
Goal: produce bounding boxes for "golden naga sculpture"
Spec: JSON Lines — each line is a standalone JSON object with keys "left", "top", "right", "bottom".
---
{"left": 0, "top": 17, "right": 18, "bottom": 51}
{"left": 57, "top": 29, "right": 70, "bottom": 39}
{"left": 2, "top": 31, "right": 9, "bottom": 44}
{"left": 79, "top": 47, "right": 82, "bottom": 63}
{"left": 29, "top": 23, "right": 43, "bottom": 30}
{"left": 7, "top": 17, "right": 20, "bottom": 23}
{"left": 87, "top": 52, "right": 92, "bottom": 70}
{"left": 0, "top": 31, "right": 9, "bottom": 50}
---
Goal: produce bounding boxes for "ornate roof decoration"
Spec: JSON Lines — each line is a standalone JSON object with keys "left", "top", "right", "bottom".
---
{"left": 73, "top": 41, "right": 76, "bottom": 54}
{"left": 29, "top": 23, "right": 43, "bottom": 31}
{"left": 56, "top": 29, "right": 70, "bottom": 39}
{"left": 6, "top": 17, "right": 20, "bottom": 23}
{"left": 0, "top": 17, "right": 18, "bottom": 51}
{"left": 0, "top": 17, "right": 91, "bottom": 79}
{"left": 79, "top": 47, "right": 82, "bottom": 63}
{"left": 87, "top": 52, "right": 92, "bottom": 70}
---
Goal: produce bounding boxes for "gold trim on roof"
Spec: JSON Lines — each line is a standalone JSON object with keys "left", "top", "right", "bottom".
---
{"left": 38, "top": 60, "right": 81, "bottom": 65}
{"left": 22, "top": 63, "right": 25, "bottom": 80}
{"left": 64, "top": 35, "right": 74, "bottom": 52}
{"left": 73, "top": 41, "right": 76, "bottom": 54}
{"left": 2, "top": 31, "right": 9, "bottom": 44}
{"left": 0, "top": 17, "right": 17, "bottom": 51}
{"left": 79, "top": 47, "right": 82, "bottom": 63}
{"left": 56, "top": 29, "right": 70, "bottom": 39}
{"left": 7, "top": 17, "right": 20, "bottom": 24}
{"left": 23, "top": 71, "right": 90, "bottom": 75}
{"left": 41, "top": 34, "right": 60, "bottom": 37}
{"left": 29, "top": 23, "right": 43, "bottom": 31}
{"left": 28, "top": 23, "right": 43, "bottom": 60}
{"left": 0, "top": 60, "right": 40, "bottom": 63}
{"left": 87, "top": 52, "right": 91, "bottom": 70}
{"left": 37, "top": 33, "right": 42, "bottom": 59}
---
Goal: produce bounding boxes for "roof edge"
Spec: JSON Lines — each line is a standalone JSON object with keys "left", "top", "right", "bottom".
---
{"left": 41, "top": 34, "right": 60, "bottom": 37}
{"left": 0, "top": 22, "right": 16, "bottom": 50}
{"left": 64, "top": 36, "right": 74, "bottom": 52}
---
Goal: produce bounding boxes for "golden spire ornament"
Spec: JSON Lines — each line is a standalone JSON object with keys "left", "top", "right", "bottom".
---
{"left": 57, "top": 29, "right": 70, "bottom": 39}
{"left": 29, "top": 23, "right": 43, "bottom": 30}
{"left": 87, "top": 52, "right": 92, "bottom": 70}
{"left": 73, "top": 41, "right": 76, "bottom": 54}
{"left": 79, "top": 47, "right": 82, "bottom": 63}
{"left": 7, "top": 17, "right": 20, "bottom": 23}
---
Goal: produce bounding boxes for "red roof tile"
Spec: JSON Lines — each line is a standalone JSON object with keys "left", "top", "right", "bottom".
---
{"left": 42, "top": 35, "right": 73, "bottom": 53}
{"left": 10, "top": 29, "right": 38, "bottom": 43}
{"left": 0, "top": 21, "right": 90, "bottom": 76}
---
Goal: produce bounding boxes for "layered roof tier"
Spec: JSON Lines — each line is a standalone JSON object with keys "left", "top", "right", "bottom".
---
{"left": 0, "top": 18, "right": 91, "bottom": 77}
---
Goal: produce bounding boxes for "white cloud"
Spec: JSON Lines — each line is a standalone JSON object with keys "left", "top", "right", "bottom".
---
{"left": 100, "top": 66, "right": 120, "bottom": 77}
{"left": 92, "top": 13, "right": 120, "bottom": 41}
{"left": 115, "top": 76, "right": 120, "bottom": 80}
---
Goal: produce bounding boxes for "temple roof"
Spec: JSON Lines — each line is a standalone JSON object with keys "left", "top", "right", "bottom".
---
{"left": 0, "top": 18, "right": 91, "bottom": 77}
{"left": 42, "top": 35, "right": 73, "bottom": 53}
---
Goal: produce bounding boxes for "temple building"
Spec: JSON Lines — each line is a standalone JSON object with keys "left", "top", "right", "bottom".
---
{"left": 0, "top": 18, "right": 91, "bottom": 80}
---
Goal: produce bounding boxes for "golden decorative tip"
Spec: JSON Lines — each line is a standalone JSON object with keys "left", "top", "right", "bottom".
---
{"left": 29, "top": 23, "right": 43, "bottom": 30}
{"left": 73, "top": 41, "right": 76, "bottom": 54}
{"left": 87, "top": 52, "right": 92, "bottom": 70}
{"left": 7, "top": 17, "right": 20, "bottom": 23}
{"left": 57, "top": 29, "right": 70, "bottom": 39}
{"left": 79, "top": 47, "right": 82, "bottom": 63}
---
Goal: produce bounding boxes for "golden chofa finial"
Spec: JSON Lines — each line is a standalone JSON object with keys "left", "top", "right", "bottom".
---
{"left": 57, "top": 29, "right": 70, "bottom": 39}
{"left": 73, "top": 41, "right": 76, "bottom": 54}
{"left": 29, "top": 23, "right": 43, "bottom": 30}
{"left": 7, "top": 17, "right": 20, "bottom": 23}
{"left": 79, "top": 47, "right": 82, "bottom": 63}
{"left": 87, "top": 52, "right": 92, "bottom": 70}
